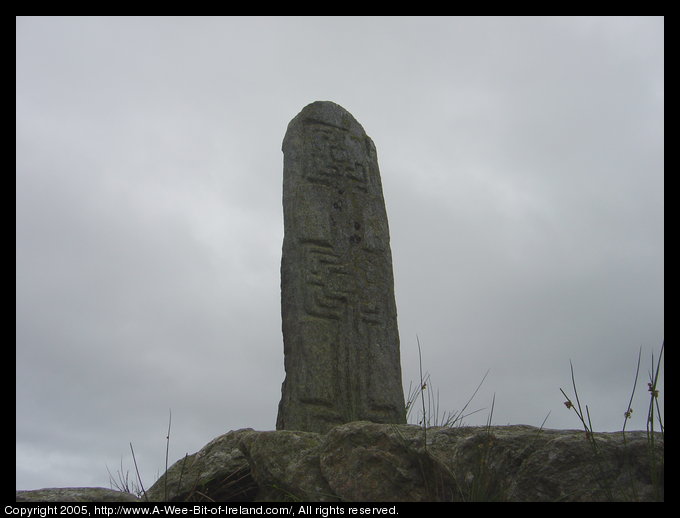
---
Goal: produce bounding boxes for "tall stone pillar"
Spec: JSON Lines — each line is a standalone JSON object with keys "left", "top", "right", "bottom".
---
{"left": 277, "top": 101, "right": 406, "bottom": 433}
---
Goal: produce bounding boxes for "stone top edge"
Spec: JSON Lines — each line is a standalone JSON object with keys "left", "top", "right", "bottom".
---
{"left": 283, "top": 100, "right": 367, "bottom": 142}
{"left": 209, "top": 421, "right": 662, "bottom": 437}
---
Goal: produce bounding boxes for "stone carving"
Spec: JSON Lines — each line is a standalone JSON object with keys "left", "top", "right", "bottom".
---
{"left": 277, "top": 101, "right": 406, "bottom": 433}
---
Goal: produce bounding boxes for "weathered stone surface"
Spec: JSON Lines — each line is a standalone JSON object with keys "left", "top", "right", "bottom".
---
{"left": 147, "top": 422, "right": 663, "bottom": 502}
{"left": 18, "top": 423, "right": 663, "bottom": 502}
{"left": 145, "top": 428, "right": 258, "bottom": 502}
{"left": 238, "top": 430, "right": 333, "bottom": 501}
{"left": 319, "top": 422, "right": 457, "bottom": 501}
{"left": 16, "top": 487, "right": 140, "bottom": 502}
{"left": 423, "top": 424, "right": 664, "bottom": 502}
{"left": 278, "top": 101, "right": 406, "bottom": 434}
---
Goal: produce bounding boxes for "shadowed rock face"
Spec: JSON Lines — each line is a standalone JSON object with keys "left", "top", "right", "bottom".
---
{"left": 277, "top": 101, "right": 406, "bottom": 434}
{"left": 143, "top": 422, "right": 663, "bottom": 502}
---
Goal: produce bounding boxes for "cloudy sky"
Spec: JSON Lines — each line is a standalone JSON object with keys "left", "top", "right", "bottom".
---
{"left": 16, "top": 16, "right": 663, "bottom": 492}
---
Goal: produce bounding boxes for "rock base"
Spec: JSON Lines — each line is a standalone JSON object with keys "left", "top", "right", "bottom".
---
{"left": 17, "top": 422, "right": 664, "bottom": 502}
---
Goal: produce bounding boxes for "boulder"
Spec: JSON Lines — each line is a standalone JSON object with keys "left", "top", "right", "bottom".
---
{"left": 16, "top": 487, "right": 140, "bottom": 502}
{"left": 17, "top": 422, "right": 663, "bottom": 502}
{"left": 145, "top": 421, "right": 663, "bottom": 502}
{"left": 144, "top": 428, "right": 258, "bottom": 502}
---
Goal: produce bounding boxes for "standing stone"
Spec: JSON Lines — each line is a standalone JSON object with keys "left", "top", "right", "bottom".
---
{"left": 277, "top": 101, "right": 406, "bottom": 433}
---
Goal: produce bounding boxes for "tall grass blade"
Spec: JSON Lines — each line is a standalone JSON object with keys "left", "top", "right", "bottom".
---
{"left": 165, "top": 409, "right": 172, "bottom": 501}
{"left": 129, "top": 442, "right": 148, "bottom": 502}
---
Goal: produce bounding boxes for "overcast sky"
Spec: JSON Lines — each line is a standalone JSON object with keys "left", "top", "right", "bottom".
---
{"left": 16, "top": 16, "right": 663, "bottom": 492}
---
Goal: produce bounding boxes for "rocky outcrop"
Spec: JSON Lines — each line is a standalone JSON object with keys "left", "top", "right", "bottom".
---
{"left": 16, "top": 487, "right": 140, "bottom": 502}
{"left": 16, "top": 422, "right": 664, "bottom": 502}
{"left": 146, "top": 421, "right": 663, "bottom": 502}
